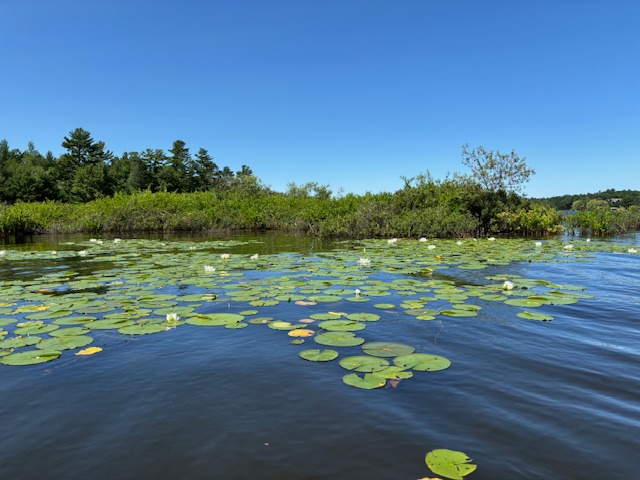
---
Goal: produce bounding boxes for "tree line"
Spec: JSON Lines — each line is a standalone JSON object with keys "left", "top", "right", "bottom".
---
{"left": 0, "top": 128, "right": 261, "bottom": 204}
{"left": 536, "top": 189, "right": 640, "bottom": 211}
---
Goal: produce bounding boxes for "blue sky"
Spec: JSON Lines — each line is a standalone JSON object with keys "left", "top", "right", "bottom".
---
{"left": 2, "top": 0, "right": 638, "bottom": 198}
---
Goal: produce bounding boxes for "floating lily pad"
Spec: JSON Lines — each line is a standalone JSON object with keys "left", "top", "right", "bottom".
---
{"left": 299, "top": 349, "right": 339, "bottom": 362}
{"left": 425, "top": 449, "right": 477, "bottom": 480}
{"left": 0, "top": 336, "right": 41, "bottom": 349}
{"left": 517, "top": 311, "right": 554, "bottom": 321}
{"left": 342, "top": 373, "right": 386, "bottom": 389}
{"left": 373, "top": 303, "right": 395, "bottom": 309}
{"left": 288, "top": 329, "right": 315, "bottom": 337}
{"left": 185, "top": 313, "right": 244, "bottom": 326}
{"left": 362, "top": 342, "right": 415, "bottom": 357}
{"left": 394, "top": 353, "right": 451, "bottom": 371}
{"left": 118, "top": 324, "right": 167, "bottom": 335}
{"left": 0, "top": 349, "right": 61, "bottom": 366}
{"left": 76, "top": 346, "right": 102, "bottom": 356}
{"left": 86, "top": 318, "right": 134, "bottom": 330}
{"left": 504, "top": 298, "right": 546, "bottom": 308}
{"left": 318, "top": 320, "right": 366, "bottom": 332}
{"left": 376, "top": 366, "right": 413, "bottom": 379}
{"left": 339, "top": 355, "right": 390, "bottom": 372}
{"left": 268, "top": 320, "right": 305, "bottom": 331}
{"left": 14, "top": 324, "right": 60, "bottom": 335}
{"left": 440, "top": 309, "right": 477, "bottom": 317}
{"left": 54, "top": 315, "right": 98, "bottom": 325}
{"left": 346, "top": 313, "right": 380, "bottom": 322}
{"left": 248, "top": 317, "right": 273, "bottom": 324}
{"left": 314, "top": 331, "right": 365, "bottom": 347}
{"left": 49, "top": 326, "right": 91, "bottom": 337}
{"left": 36, "top": 335, "right": 93, "bottom": 350}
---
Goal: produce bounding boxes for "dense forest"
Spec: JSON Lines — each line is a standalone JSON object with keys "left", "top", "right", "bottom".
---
{"left": 1, "top": 130, "right": 639, "bottom": 238}
{"left": 0, "top": 128, "right": 262, "bottom": 204}
{"left": 535, "top": 189, "right": 640, "bottom": 210}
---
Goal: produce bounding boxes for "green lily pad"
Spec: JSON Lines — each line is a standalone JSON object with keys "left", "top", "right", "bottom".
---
{"left": 118, "top": 323, "right": 167, "bottom": 335}
{"left": 373, "top": 303, "right": 395, "bottom": 309}
{"left": 14, "top": 323, "right": 60, "bottom": 335}
{"left": 425, "top": 449, "right": 477, "bottom": 480}
{"left": 517, "top": 311, "right": 554, "bottom": 321}
{"left": 504, "top": 298, "right": 546, "bottom": 308}
{"left": 86, "top": 318, "right": 135, "bottom": 330}
{"left": 299, "top": 349, "right": 339, "bottom": 362}
{"left": 339, "top": 355, "right": 390, "bottom": 372}
{"left": 0, "top": 349, "right": 61, "bottom": 366}
{"left": 0, "top": 336, "right": 42, "bottom": 349}
{"left": 342, "top": 373, "right": 386, "bottom": 389}
{"left": 318, "top": 320, "right": 366, "bottom": 332}
{"left": 345, "top": 313, "right": 380, "bottom": 322}
{"left": 362, "top": 342, "right": 415, "bottom": 357}
{"left": 54, "top": 315, "right": 98, "bottom": 325}
{"left": 376, "top": 366, "right": 413, "bottom": 379}
{"left": 36, "top": 335, "right": 93, "bottom": 350}
{"left": 185, "top": 313, "right": 244, "bottom": 326}
{"left": 50, "top": 327, "right": 91, "bottom": 337}
{"left": 394, "top": 353, "right": 451, "bottom": 371}
{"left": 440, "top": 309, "right": 477, "bottom": 317}
{"left": 314, "top": 331, "right": 365, "bottom": 347}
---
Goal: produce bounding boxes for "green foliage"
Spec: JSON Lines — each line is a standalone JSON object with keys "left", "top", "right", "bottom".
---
{"left": 461, "top": 144, "right": 534, "bottom": 194}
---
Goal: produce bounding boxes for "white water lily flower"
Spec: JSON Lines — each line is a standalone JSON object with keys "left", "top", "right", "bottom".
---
{"left": 488, "top": 237, "right": 496, "bottom": 241}
{"left": 586, "top": 238, "right": 591, "bottom": 242}
{"left": 204, "top": 265, "right": 216, "bottom": 273}
{"left": 428, "top": 244, "right": 437, "bottom": 250}
{"left": 628, "top": 248, "right": 637, "bottom": 254}
{"left": 166, "top": 313, "right": 180, "bottom": 323}
{"left": 89, "top": 238, "right": 98, "bottom": 243}
{"left": 419, "top": 237, "right": 428, "bottom": 242}
{"left": 355, "top": 288, "right": 361, "bottom": 297}
{"left": 250, "top": 254, "right": 259, "bottom": 259}
{"left": 387, "top": 238, "right": 398, "bottom": 244}
{"left": 113, "top": 238, "right": 122, "bottom": 243}
{"left": 456, "top": 241, "right": 463, "bottom": 246}
{"left": 0, "top": 250, "right": 6, "bottom": 256}
{"left": 220, "top": 253, "right": 230, "bottom": 259}
{"left": 535, "top": 241, "right": 542, "bottom": 247}
{"left": 78, "top": 250, "right": 88, "bottom": 256}
{"left": 189, "top": 246, "right": 196, "bottom": 250}
{"left": 51, "top": 251, "right": 57, "bottom": 255}
{"left": 564, "top": 244, "right": 574, "bottom": 251}
{"left": 357, "top": 257, "right": 371, "bottom": 267}
{"left": 503, "top": 280, "right": 514, "bottom": 290}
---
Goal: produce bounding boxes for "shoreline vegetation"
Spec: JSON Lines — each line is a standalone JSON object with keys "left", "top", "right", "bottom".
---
{"left": 1, "top": 130, "right": 639, "bottom": 238}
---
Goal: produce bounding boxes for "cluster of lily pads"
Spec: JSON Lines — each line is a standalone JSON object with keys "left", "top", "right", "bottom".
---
{"left": 0, "top": 237, "right": 630, "bottom": 382}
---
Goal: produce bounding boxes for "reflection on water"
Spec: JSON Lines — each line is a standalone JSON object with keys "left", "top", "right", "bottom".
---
{"left": 0, "top": 233, "right": 639, "bottom": 479}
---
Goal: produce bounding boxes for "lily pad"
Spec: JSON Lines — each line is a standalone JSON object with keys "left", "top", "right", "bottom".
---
{"left": 362, "top": 342, "right": 415, "bottom": 357}
{"left": 36, "top": 335, "right": 93, "bottom": 350}
{"left": 0, "top": 336, "right": 41, "bottom": 349}
{"left": 345, "top": 313, "right": 380, "bottom": 322}
{"left": 299, "top": 349, "right": 339, "bottom": 362}
{"left": 425, "top": 449, "right": 477, "bottom": 480}
{"left": 339, "top": 355, "right": 390, "bottom": 372}
{"left": 394, "top": 353, "right": 451, "bottom": 371}
{"left": 0, "top": 349, "right": 61, "bottom": 366}
{"left": 318, "top": 320, "right": 366, "bottom": 332}
{"left": 118, "top": 324, "right": 167, "bottom": 335}
{"left": 186, "top": 313, "right": 244, "bottom": 326}
{"left": 517, "top": 311, "right": 554, "bottom": 321}
{"left": 342, "top": 373, "right": 386, "bottom": 389}
{"left": 314, "top": 331, "right": 365, "bottom": 347}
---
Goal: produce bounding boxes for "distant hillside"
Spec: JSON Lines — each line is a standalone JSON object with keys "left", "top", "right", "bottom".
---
{"left": 534, "top": 189, "right": 640, "bottom": 210}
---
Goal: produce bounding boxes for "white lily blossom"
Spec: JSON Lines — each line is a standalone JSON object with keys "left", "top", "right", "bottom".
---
{"left": 628, "top": 248, "right": 637, "bottom": 254}
{"left": 387, "top": 238, "right": 398, "bottom": 244}
{"left": 0, "top": 250, "right": 6, "bottom": 256}
{"left": 166, "top": 313, "right": 180, "bottom": 323}
{"left": 204, "top": 265, "right": 216, "bottom": 273}
{"left": 488, "top": 237, "right": 496, "bottom": 241}
{"left": 586, "top": 238, "right": 591, "bottom": 242}
{"left": 89, "top": 238, "right": 98, "bottom": 243}
{"left": 78, "top": 250, "right": 88, "bottom": 256}
{"left": 220, "top": 253, "right": 230, "bottom": 259}
{"left": 51, "top": 251, "right": 57, "bottom": 255}
{"left": 419, "top": 237, "right": 428, "bottom": 242}
{"left": 250, "top": 254, "right": 259, "bottom": 259}
{"left": 535, "top": 241, "right": 543, "bottom": 247}
{"left": 503, "top": 280, "right": 514, "bottom": 290}
{"left": 456, "top": 241, "right": 463, "bottom": 246}
{"left": 355, "top": 288, "right": 361, "bottom": 297}
{"left": 564, "top": 244, "right": 574, "bottom": 251}
{"left": 357, "top": 257, "right": 371, "bottom": 267}
{"left": 428, "top": 245, "right": 437, "bottom": 250}
{"left": 113, "top": 238, "right": 122, "bottom": 243}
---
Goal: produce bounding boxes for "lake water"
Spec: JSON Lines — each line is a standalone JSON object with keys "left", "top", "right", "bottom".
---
{"left": 0, "top": 233, "right": 638, "bottom": 479}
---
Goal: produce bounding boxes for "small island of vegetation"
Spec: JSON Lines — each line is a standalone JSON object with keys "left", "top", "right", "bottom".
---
{"left": 1, "top": 128, "right": 639, "bottom": 238}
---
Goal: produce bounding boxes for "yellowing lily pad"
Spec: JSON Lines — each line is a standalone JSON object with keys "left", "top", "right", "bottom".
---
{"left": 288, "top": 329, "right": 315, "bottom": 337}
{"left": 76, "top": 346, "right": 103, "bottom": 355}
{"left": 425, "top": 449, "right": 477, "bottom": 480}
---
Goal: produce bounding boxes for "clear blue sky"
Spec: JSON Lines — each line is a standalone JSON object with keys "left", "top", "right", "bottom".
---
{"left": 2, "top": 0, "right": 638, "bottom": 198}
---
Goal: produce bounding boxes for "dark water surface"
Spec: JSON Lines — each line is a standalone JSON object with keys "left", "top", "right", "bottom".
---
{"left": 1, "top": 234, "right": 638, "bottom": 479}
